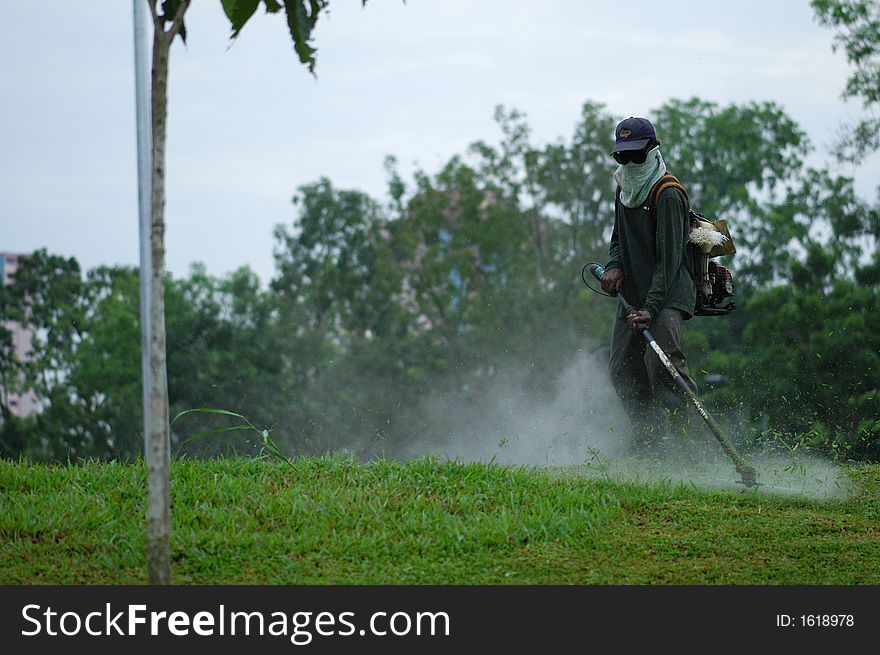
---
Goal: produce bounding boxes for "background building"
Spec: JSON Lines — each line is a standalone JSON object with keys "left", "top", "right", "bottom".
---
{"left": 1, "top": 251, "right": 39, "bottom": 418}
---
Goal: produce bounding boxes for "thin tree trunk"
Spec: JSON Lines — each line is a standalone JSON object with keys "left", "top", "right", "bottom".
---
{"left": 144, "top": 0, "right": 189, "bottom": 585}
{"left": 146, "top": 15, "right": 171, "bottom": 586}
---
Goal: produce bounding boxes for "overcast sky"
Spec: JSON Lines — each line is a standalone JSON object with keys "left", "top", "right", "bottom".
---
{"left": 1, "top": 0, "right": 876, "bottom": 284}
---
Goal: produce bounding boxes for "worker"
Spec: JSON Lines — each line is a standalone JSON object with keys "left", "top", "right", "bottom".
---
{"left": 600, "top": 116, "right": 697, "bottom": 451}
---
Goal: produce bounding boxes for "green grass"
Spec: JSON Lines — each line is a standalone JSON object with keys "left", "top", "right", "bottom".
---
{"left": 1, "top": 457, "right": 878, "bottom": 584}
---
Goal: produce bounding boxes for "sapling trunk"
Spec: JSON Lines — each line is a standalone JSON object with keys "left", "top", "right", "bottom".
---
{"left": 143, "top": 0, "right": 190, "bottom": 586}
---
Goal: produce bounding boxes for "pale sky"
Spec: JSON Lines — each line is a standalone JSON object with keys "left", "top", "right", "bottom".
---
{"left": 1, "top": 0, "right": 876, "bottom": 284}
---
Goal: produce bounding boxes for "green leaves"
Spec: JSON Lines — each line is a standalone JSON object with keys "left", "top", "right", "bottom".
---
{"left": 160, "top": 0, "right": 189, "bottom": 44}
{"left": 221, "top": 0, "right": 260, "bottom": 39}
{"left": 220, "top": 0, "right": 331, "bottom": 74}
{"left": 171, "top": 407, "right": 293, "bottom": 465}
{"left": 282, "top": 0, "right": 327, "bottom": 73}
{"left": 7, "top": 88, "right": 878, "bottom": 464}
{"left": 811, "top": 0, "right": 880, "bottom": 162}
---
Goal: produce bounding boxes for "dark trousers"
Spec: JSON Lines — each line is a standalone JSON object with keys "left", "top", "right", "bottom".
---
{"left": 609, "top": 308, "right": 697, "bottom": 445}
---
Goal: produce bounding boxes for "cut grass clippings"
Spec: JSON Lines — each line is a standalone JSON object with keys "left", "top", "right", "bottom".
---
{"left": 1, "top": 457, "right": 878, "bottom": 584}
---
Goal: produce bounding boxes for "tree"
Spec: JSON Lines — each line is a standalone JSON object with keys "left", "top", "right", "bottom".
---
{"left": 74, "top": 267, "right": 145, "bottom": 459}
{"left": 138, "top": 0, "right": 358, "bottom": 584}
{"left": 167, "top": 264, "right": 289, "bottom": 457}
{"left": 811, "top": 0, "right": 880, "bottom": 163}
{"left": 2, "top": 260, "right": 151, "bottom": 461}
{"left": 651, "top": 98, "right": 810, "bottom": 289}
{"left": 0, "top": 252, "right": 83, "bottom": 457}
{"left": 271, "top": 179, "right": 408, "bottom": 453}
{"left": 3, "top": 92, "right": 875, "bottom": 465}
{"left": 469, "top": 104, "right": 619, "bottom": 298}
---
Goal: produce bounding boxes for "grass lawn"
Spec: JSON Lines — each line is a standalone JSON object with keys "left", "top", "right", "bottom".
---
{"left": 1, "top": 457, "right": 878, "bottom": 584}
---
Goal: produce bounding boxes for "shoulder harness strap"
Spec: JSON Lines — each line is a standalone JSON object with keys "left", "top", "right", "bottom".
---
{"left": 648, "top": 174, "right": 688, "bottom": 212}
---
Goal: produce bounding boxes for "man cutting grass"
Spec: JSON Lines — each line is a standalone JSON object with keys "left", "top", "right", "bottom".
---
{"left": 600, "top": 117, "right": 697, "bottom": 451}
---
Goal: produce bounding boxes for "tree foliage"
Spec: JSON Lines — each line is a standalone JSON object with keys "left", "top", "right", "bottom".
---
{"left": 811, "top": 0, "right": 880, "bottom": 162}
{"left": 3, "top": 97, "right": 878, "bottom": 462}
{"left": 220, "top": 0, "right": 344, "bottom": 72}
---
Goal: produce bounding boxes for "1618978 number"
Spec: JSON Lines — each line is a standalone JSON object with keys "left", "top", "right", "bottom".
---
{"left": 800, "top": 615, "right": 854, "bottom": 627}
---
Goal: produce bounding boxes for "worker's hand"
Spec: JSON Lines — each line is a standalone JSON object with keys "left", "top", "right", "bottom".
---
{"left": 600, "top": 268, "right": 624, "bottom": 296}
{"left": 627, "top": 310, "right": 652, "bottom": 332}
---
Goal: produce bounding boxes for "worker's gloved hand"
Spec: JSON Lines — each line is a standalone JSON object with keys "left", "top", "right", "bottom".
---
{"left": 600, "top": 268, "right": 624, "bottom": 296}
{"left": 627, "top": 309, "right": 652, "bottom": 332}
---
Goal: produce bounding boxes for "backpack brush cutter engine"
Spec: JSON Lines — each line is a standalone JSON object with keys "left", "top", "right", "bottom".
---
{"left": 583, "top": 262, "right": 758, "bottom": 488}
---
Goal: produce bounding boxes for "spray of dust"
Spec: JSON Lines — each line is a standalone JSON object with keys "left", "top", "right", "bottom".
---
{"left": 391, "top": 348, "right": 855, "bottom": 501}
{"left": 395, "top": 348, "right": 629, "bottom": 465}
{"left": 566, "top": 454, "right": 855, "bottom": 501}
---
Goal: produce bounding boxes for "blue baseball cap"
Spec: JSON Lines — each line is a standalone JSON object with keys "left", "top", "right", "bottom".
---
{"left": 611, "top": 117, "right": 658, "bottom": 154}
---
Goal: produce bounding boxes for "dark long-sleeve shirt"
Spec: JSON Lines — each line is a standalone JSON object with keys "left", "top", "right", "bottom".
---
{"left": 605, "top": 186, "right": 696, "bottom": 320}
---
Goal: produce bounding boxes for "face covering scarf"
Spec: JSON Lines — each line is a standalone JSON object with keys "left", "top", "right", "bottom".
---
{"left": 613, "top": 146, "right": 667, "bottom": 209}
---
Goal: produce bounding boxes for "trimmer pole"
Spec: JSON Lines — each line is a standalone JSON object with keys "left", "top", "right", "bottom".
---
{"left": 588, "top": 264, "right": 758, "bottom": 488}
